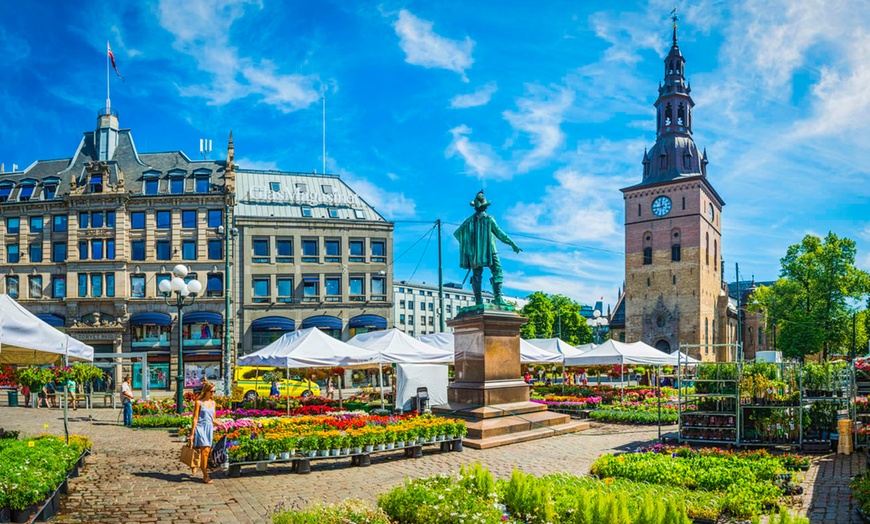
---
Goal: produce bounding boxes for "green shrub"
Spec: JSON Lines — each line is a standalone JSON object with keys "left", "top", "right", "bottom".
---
{"left": 502, "top": 469, "right": 556, "bottom": 524}
{"left": 271, "top": 498, "right": 391, "bottom": 524}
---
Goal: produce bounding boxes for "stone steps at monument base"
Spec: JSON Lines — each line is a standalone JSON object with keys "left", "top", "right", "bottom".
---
{"left": 464, "top": 410, "right": 576, "bottom": 440}
{"left": 462, "top": 420, "right": 590, "bottom": 450}
{"left": 432, "top": 401, "right": 548, "bottom": 419}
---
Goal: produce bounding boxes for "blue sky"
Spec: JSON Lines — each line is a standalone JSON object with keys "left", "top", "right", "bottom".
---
{"left": 1, "top": 1, "right": 868, "bottom": 308}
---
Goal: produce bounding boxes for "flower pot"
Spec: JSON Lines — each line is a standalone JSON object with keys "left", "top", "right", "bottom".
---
{"left": 51, "top": 490, "right": 61, "bottom": 513}
{"left": 353, "top": 447, "right": 363, "bottom": 454}
{"left": 78, "top": 454, "right": 86, "bottom": 467}
{"left": 364, "top": 445, "right": 374, "bottom": 453}
{"left": 69, "top": 465, "right": 79, "bottom": 478}
{"left": 306, "top": 450, "right": 317, "bottom": 458}
{"left": 318, "top": 449, "right": 329, "bottom": 457}
{"left": 268, "top": 453, "right": 277, "bottom": 461}
{"left": 10, "top": 505, "right": 36, "bottom": 523}
{"left": 39, "top": 497, "right": 55, "bottom": 521}
{"left": 0, "top": 507, "right": 10, "bottom": 523}
{"left": 329, "top": 449, "right": 340, "bottom": 457}
{"left": 60, "top": 479, "right": 69, "bottom": 495}
{"left": 341, "top": 448, "right": 351, "bottom": 456}
{"left": 396, "top": 441, "right": 405, "bottom": 448}
{"left": 386, "top": 442, "right": 395, "bottom": 450}
{"left": 376, "top": 444, "right": 385, "bottom": 451}
{"left": 279, "top": 452, "right": 291, "bottom": 460}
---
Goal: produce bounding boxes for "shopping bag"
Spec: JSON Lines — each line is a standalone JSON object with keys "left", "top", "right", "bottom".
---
{"left": 209, "top": 435, "right": 227, "bottom": 468}
{"left": 179, "top": 444, "right": 200, "bottom": 468}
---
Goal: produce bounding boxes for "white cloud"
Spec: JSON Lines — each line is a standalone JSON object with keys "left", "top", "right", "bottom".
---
{"left": 450, "top": 82, "right": 497, "bottom": 108}
{"left": 157, "top": 0, "right": 319, "bottom": 112}
{"left": 506, "top": 273, "right": 615, "bottom": 305}
{"left": 503, "top": 86, "right": 575, "bottom": 172}
{"left": 337, "top": 169, "right": 417, "bottom": 220}
{"left": 235, "top": 157, "right": 279, "bottom": 171}
{"left": 385, "top": 172, "right": 400, "bottom": 181}
{"left": 393, "top": 9, "right": 474, "bottom": 81}
{"left": 445, "top": 125, "right": 510, "bottom": 181}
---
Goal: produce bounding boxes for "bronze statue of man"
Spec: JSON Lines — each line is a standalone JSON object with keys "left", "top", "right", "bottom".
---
{"left": 454, "top": 191, "right": 522, "bottom": 306}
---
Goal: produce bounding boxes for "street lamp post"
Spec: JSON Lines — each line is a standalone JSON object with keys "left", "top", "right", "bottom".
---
{"left": 591, "top": 310, "right": 607, "bottom": 344}
{"left": 216, "top": 216, "right": 238, "bottom": 396}
{"left": 160, "top": 264, "right": 202, "bottom": 414}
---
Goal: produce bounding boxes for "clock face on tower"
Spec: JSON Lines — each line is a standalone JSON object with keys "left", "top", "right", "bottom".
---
{"left": 652, "top": 196, "right": 672, "bottom": 217}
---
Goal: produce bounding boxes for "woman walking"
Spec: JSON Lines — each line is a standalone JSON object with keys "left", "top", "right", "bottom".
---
{"left": 189, "top": 381, "right": 216, "bottom": 484}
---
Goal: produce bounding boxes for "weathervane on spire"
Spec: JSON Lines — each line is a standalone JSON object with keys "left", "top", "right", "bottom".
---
{"left": 670, "top": 5, "right": 679, "bottom": 45}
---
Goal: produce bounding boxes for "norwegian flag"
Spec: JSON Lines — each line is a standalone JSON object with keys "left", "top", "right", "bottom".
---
{"left": 107, "top": 43, "right": 124, "bottom": 80}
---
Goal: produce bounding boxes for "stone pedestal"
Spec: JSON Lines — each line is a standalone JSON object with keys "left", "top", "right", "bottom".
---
{"left": 432, "top": 308, "right": 587, "bottom": 449}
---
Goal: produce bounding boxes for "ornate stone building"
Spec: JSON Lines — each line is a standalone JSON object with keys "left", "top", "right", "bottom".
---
{"left": 608, "top": 26, "right": 739, "bottom": 362}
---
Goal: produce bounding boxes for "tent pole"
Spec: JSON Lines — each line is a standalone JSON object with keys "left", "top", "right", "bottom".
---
{"left": 620, "top": 358, "right": 624, "bottom": 401}
{"left": 379, "top": 355, "right": 385, "bottom": 410}
{"left": 285, "top": 362, "right": 290, "bottom": 416}
{"left": 63, "top": 336, "right": 70, "bottom": 445}
{"left": 657, "top": 365, "right": 662, "bottom": 441}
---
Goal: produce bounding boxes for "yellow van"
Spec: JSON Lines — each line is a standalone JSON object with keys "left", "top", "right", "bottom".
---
{"left": 232, "top": 366, "right": 321, "bottom": 402}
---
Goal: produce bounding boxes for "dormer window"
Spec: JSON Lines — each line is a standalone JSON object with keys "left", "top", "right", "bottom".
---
{"left": 195, "top": 173, "right": 210, "bottom": 193}
{"left": 660, "top": 153, "right": 667, "bottom": 169}
{"left": 0, "top": 183, "right": 12, "bottom": 202}
{"left": 683, "top": 154, "right": 691, "bottom": 169}
{"left": 19, "top": 181, "right": 36, "bottom": 201}
{"left": 43, "top": 184, "right": 57, "bottom": 200}
{"left": 169, "top": 172, "right": 185, "bottom": 194}
{"left": 322, "top": 184, "right": 333, "bottom": 194}
{"left": 270, "top": 182, "right": 281, "bottom": 192}
{"left": 89, "top": 174, "right": 103, "bottom": 193}
{"left": 143, "top": 172, "right": 160, "bottom": 195}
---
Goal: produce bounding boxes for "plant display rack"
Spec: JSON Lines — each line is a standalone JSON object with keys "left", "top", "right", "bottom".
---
{"left": 225, "top": 437, "right": 462, "bottom": 477}
{"left": 803, "top": 362, "right": 854, "bottom": 453}
{"left": 740, "top": 362, "right": 802, "bottom": 447}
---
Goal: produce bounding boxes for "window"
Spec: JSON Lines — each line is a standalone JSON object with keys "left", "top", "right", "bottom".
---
{"left": 705, "top": 232, "right": 710, "bottom": 265}
{"left": 6, "top": 276, "right": 19, "bottom": 298}
{"left": 713, "top": 239, "right": 718, "bottom": 272}
{"left": 144, "top": 177, "right": 159, "bottom": 195}
{"left": 371, "top": 277, "right": 386, "bottom": 298}
{"left": 354, "top": 209, "right": 366, "bottom": 219}
{"left": 0, "top": 183, "right": 11, "bottom": 202}
{"left": 6, "top": 217, "right": 19, "bottom": 234}
{"left": 302, "top": 277, "right": 319, "bottom": 301}
{"left": 446, "top": 305, "right": 452, "bottom": 313}
{"left": 53, "top": 215, "right": 67, "bottom": 232}
{"left": 106, "top": 273, "right": 115, "bottom": 297}
{"left": 660, "top": 153, "right": 667, "bottom": 169}
{"left": 52, "top": 276, "right": 65, "bottom": 298}
{"left": 91, "top": 240, "right": 103, "bottom": 260}
{"left": 156, "top": 274, "right": 170, "bottom": 292}
{"left": 253, "top": 278, "right": 270, "bottom": 303}
{"left": 704, "top": 318, "right": 709, "bottom": 345}
{"left": 302, "top": 239, "right": 318, "bottom": 262}
{"left": 683, "top": 154, "right": 691, "bottom": 169}
{"left": 637, "top": 204, "right": 641, "bottom": 217}
{"left": 671, "top": 244, "right": 681, "bottom": 262}
{"left": 328, "top": 208, "right": 339, "bottom": 218}
{"left": 91, "top": 212, "right": 104, "bottom": 228}
{"left": 77, "top": 274, "right": 87, "bottom": 297}
{"left": 19, "top": 183, "right": 35, "bottom": 201}
{"left": 106, "top": 211, "right": 115, "bottom": 228}
{"left": 79, "top": 212, "right": 89, "bottom": 229}
{"left": 79, "top": 241, "right": 88, "bottom": 260}
{"left": 349, "top": 277, "right": 364, "bottom": 299}
{"left": 207, "top": 273, "right": 223, "bottom": 297}
{"left": 128, "top": 212, "right": 144, "bottom": 229}
{"left": 252, "top": 238, "right": 270, "bottom": 263}
{"left": 131, "top": 275, "right": 146, "bottom": 298}
{"left": 429, "top": 317, "right": 434, "bottom": 326}
{"left": 325, "top": 239, "right": 341, "bottom": 262}
{"left": 88, "top": 175, "right": 102, "bottom": 194}
{"left": 30, "top": 216, "right": 43, "bottom": 233}
{"left": 400, "top": 314, "right": 406, "bottom": 324}
{"left": 325, "top": 277, "right": 341, "bottom": 301}
{"left": 371, "top": 241, "right": 386, "bottom": 262}
{"left": 673, "top": 275, "right": 677, "bottom": 285}
{"left": 295, "top": 183, "right": 308, "bottom": 192}
{"left": 277, "top": 277, "right": 293, "bottom": 302}
{"left": 106, "top": 239, "right": 115, "bottom": 260}
{"left": 43, "top": 184, "right": 57, "bottom": 200}
{"left": 322, "top": 184, "right": 333, "bottom": 194}
{"left": 208, "top": 240, "right": 222, "bottom": 260}
{"left": 408, "top": 301, "right": 414, "bottom": 310}
{"left": 276, "top": 239, "right": 293, "bottom": 262}
{"left": 195, "top": 175, "right": 209, "bottom": 194}
{"left": 182, "top": 240, "right": 196, "bottom": 260}
{"left": 207, "top": 209, "right": 222, "bottom": 228}
{"left": 643, "top": 247, "right": 652, "bottom": 265}
{"left": 156, "top": 211, "right": 171, "bottom": 229}
{"left": 349, "top": 240, "right": 365, "bottom": 262}
{"left": 270, "top": 182, "right": 281, "bottom": 192}
{"left": 682, "top": 197, "right": 686, "bottom": 210}
{"left": 29, "top": 276, "right": 42, "bottom": 298}
{"left": 428, "top": 302, "right": 433, "bottom": 311}
{"left": 170, "top": 175, "right": 184, "bottom": 194}
{"left": 91, "top": 274, "right": 102, "bottom": 297}
{"left": 52, "top": 242, "right": 67, "bottom": 262}
{"left": 156, "top": 241, "right": 171, "bottom": 260}
{"left": 182, "top": 210, "right": 197, "bottom": 229}
{"left": 407, "top": 316, "right": 414, "bottom": 325}
{"left": 131, "top": 240, "right": 145, "bottom": 261}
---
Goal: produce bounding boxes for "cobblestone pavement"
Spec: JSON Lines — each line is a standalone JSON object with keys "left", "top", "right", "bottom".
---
{"left": 0, "top": 405, "right": 863, "bottom": 523}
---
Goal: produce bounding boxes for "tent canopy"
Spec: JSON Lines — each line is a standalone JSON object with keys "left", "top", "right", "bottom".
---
{"left": 670, "top": 349, "right": 701, "bottom": 364}
{"left": 527, "top": 338, "right": 587, "bottom": 361}
{"left": 238, "top": 327, "right": 378, "bottom": 368}
{"left": 349, "top": 328, "right": 452, "bottom": 364}
{"left": 576, "top": 343, "right": 596, "bottom": 353}
{"left": 564, "top": 339, "right": 676, "bottom": 366}
{"left": 417, "top": 332, "right": 557, "bottom": 364}
{"left": 0, "top": 294, "right": 94, "bottom": 365}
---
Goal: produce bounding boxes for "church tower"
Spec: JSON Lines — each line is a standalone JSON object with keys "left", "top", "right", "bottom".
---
{"left": 620, "top": 18, "right": 725, "bottom": 359}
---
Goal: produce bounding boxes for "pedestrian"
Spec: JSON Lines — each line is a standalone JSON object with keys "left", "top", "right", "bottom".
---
{"left": 46, "top": 382, "right": 58, "bottom": 408}
{"left": 326, "top": 377, "right": 335, "bottom": 400}
{"left": 37, "top": 384, "right": 48, "bottom": 408}
{"left": 189, "top": 381, "right": 216, "bottom": 484}
{"left": 67, "top": 378, "right": 77, "bottom": 411}
{"left": 523, "top": 371, "right": 531, "bottom": 384}
{"left": 545, "top": 378, "right": 553, "bottom": 387}
{"left": 21, "top": 385, "right": 31, "bottom": 407}
{"left": 121, "top": 376, "right": 134, "bottom": 426}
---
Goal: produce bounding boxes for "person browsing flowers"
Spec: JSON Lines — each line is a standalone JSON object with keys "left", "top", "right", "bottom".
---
{"left": 189, "top": 381, "right": 216, "bottom": 484}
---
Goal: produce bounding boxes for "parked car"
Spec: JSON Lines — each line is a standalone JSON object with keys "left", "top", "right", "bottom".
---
{"left": 232, "top": 366, "right": 320, "bottom": 402}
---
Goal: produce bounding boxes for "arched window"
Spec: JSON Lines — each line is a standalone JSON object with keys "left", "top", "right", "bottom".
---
{"left": 713, "top": 240, "right": 718, "bottom": 272}
{"left": 660, "top": 152, "right": 667, "bottom": 169}
{"left": 759, "top": 328, "right": 764, "bottom": 346}
{"left": 748, "top": 327, "right": 754, "bottom": 347}
{"left": 712, "top": 320, "right": 716, "bottom": 345}
{"left": 664, "top": 103, "right": 672, "bottom": 125}
{"left": 657, "top": 109, "right": 661, "bottom": 129}
{"left": 643, "top": 247, "right": 652, "bottom": 265}
{"left": 671, "top": 244, "right": 681, "bottom": 261}
{"left": 705, "top": 232, "right": 710, "bottom": 265}
{"left": 677, "top": 103, "right": 685, "bottom": 126}
{"left": 683, "top": 154, "right": 691, "bottom": 169}
{"left": 704, "top": 318, "right": 709, "bottom": 345}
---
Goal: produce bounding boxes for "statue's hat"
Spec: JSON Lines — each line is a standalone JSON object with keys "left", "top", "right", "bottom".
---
{"left": 470, "top": 190, "right": 491, "bottom": 210}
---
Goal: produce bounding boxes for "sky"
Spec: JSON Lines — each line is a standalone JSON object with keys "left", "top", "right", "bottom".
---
{"left": 1, "top": 0, "right": 868, "bottom": 310}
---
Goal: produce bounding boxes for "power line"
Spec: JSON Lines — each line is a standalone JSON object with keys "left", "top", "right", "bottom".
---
{"left": 406, "top": 227, "right": 436, "bottom": 282}
{"left": 441, "top": 221, "right": 625, "bottom": 256}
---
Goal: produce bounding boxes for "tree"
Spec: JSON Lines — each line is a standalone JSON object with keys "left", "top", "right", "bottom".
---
{"left": 519, "top": 293, "right": 594, "bottom": 345}
{"left": 749, "top": 232, "right": 870, "bottom": 360}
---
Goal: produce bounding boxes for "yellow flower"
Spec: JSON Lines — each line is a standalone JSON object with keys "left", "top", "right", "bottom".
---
{"left": 28, "top": 441, "right": 35, "bottom": 447}
{"left": 604, "top": 477, "right": 614, "bottom": 484}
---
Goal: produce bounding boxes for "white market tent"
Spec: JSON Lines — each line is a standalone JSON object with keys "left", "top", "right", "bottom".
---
{"left": 349, "top": 329, "right": 453, "bottom": 364}
{"left": 576, "top": 343, "right": 597, "bottom": 353}
{"left": 527, "top": 338, "right": 587, "bottom": 361}
{"left": 670, "top": 349, "right": 701, "bottom": 364}
{"left": 416, "top": 332, "right": 558, "bottom": 364}
{"left": 239, "top": 327, "right": 378, "bottom": 368}
{"left": 564, "top": 339, "right": 676, "bottom": 367}
{"left": 0, "top": 294, "right": 94, "bottom": 365}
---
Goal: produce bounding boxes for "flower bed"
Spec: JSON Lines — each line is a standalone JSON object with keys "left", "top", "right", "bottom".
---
{"left": 589, "top": 447, "right": 802, "bottom": 517}
{"left": 530, "top": 395, "right": 603, "bottom": 410}
{"left": 0, "top": 434, "right": 91, "bottom": 521}
{"left": 586, "top": 399, "right": 687, "bottom": 425}
{"left": 131, "top": 405, "right": 343, "bottom": 428}
{"left": 851, "top": 474, "right": 870, "bottom": 520}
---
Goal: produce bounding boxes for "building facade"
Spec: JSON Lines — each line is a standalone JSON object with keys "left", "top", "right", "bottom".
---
{"left": 609, "top": 26, "right": 739, "bottom": 362}
{"left": 234, "top": 169, "right": 393, "bottom": 354}
{"left": 393, "top": 280, "right": 528, "bottom": 337}
{"left": 0, "top": 109, "right": 232, "bottom": 387}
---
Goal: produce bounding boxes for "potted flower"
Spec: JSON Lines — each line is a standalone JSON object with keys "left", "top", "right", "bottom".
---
{"left": 362, "top": 429, "right": 375, "bottom": 453}
{"left": 372, "top": 429, "right": 386, "bottom": 452}
{"left": 266, "top": 439, "right": 278, "bottom": 461}
{"left": 337, "top": 434, "right": 351, "bottom": 456}
{"left": 384, "top": 429, "right": 397, "bottom": 450}
{"left": 347, "top": 431, "right": 364, "bottom": 454}
{"left": 298, "top": 434, "right": 320, "bottom": 458}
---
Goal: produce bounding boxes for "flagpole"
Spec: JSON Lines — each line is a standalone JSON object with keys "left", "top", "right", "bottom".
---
{"left": 106, "top": 42, "right": 110, "bottom": 113}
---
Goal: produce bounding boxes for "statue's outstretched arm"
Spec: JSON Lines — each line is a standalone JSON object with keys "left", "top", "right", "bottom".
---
{"left": 491, "top": 219, "right": 522, "bottom": 253}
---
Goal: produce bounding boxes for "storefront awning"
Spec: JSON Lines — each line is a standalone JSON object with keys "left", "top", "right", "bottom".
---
{"left": 36, "top": 313, "right": 66, "bottom": 327}
{"left": 251, "top": 316, "right": 296, "bottom": 331}
{"left": 129, "top": 312, "right": 172, "bottom": 326}
{"left": 182, "top": 312, "right": 223, "bottom": 325}
{"left": 301, "top": 315, "right": 342, "bottom": 330}
{"left": 349, "top": 315, "right": 387, "bottom": 329}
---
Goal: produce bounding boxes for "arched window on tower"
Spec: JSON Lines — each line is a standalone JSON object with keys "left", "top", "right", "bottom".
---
{"left": 748, "top": 327, "right": 754, "bottom": 348}
{"left": 713, "top": 240, "right": 718, "bottom": 272}
{"left": 660, "top": 152, "right": 667, "bottom": 169}
{"left": 671, "top": 229, "right": 681, "bottom": 262}
{"left": 643, "top": 232, "right": 653, "bottom": 265}
{"left": 705, "top": 232, "right": 710, "bottom": 265}
{"left": 664, "top": 103, "right": 672, "bottom": 125}
{"left": 677, "top": 103, "right": 686, "bottom": 126}
{"left": 657, "top": 109, "right": 661, "bottom": 129}
{"left": 705, "top": 318, "right": 709, "bottom": 345}
{"left": 683, "top": 153, "right": 691, "bottom": 169}
{"left": 668, "top": 61, "right": 674, "bottom": 75}
{"left": 712, "top": 320, "right": 716, "bottom": 345}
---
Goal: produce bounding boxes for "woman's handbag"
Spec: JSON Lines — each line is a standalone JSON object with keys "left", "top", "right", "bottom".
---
{"left": 179, "top": 444, "right": 200, "bottom": 468}
{"left": 209, "top": 435, "right": 227, "bottom": 468}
